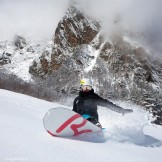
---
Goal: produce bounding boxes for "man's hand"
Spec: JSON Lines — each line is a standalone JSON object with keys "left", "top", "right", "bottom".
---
{"left": 122, "top": 109, "right": 133, "bottom": 115}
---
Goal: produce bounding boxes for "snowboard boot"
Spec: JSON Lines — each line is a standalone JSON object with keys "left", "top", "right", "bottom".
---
{"left": 88, "top": 118, "right": 102, "bottom": 128}
{"left": 95, "top": 122, "right": 102, "bottom": 128}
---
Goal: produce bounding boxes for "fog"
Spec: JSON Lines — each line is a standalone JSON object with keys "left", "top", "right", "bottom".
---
{"left": 0, "top": 0, "right": 69, "bottom": 41}
{"left": 78, "top": 0, "right": 162, "bottom": 56}
{"left": 0, "top": 0, "right": 161, "bottom": 55}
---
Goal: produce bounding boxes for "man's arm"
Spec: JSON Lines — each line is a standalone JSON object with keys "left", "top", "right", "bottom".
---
{"left": 96, "top": 95, "right": 133, "bottom": 115}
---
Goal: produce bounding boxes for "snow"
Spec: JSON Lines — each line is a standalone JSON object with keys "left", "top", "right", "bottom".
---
{"left": 2, "top": 40, "right": 48, "bottom": 82}
{"left": 123, "top": 36, "right": 142, "bottom": 48}
{"left": 84, "top": 43, "right": 106, "bottom": 72}
{"left": 4, "top": 50, "right": 37, "bottom": 82}
{"left": 0, "top": 89, "right": 162, "bottom": 162}
{"left": 0, "top": 49, "right": 3, "bottom": 57}
{"left": 84, "top": 45, "right": 99, "bottom": 72}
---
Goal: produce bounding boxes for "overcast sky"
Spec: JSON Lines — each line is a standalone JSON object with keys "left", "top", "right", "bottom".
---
{"left": 80, "top": 0, "right": 162, "bottom": 55}
{"left": 0, "top": 0, "right": 69, "bottom": 40}
{"left": 0, "top": 0, "right": 161, "bottom": 55}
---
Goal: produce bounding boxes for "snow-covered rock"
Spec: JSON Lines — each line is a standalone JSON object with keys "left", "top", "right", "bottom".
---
{"left": 29, "top": 6, "right": 100, "bottom": 77}
{"left": 0, "top": 37, "right": 47, "bottom": 82}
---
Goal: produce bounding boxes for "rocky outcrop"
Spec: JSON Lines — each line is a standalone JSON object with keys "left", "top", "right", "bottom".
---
{"left": 14, "top": 35, "right": 27, "bottom": 49}
{"left": 0, "top": 35, "right": 28, "bottom": 66}
{"left": 0, "top": 41, "right": 14, "bottom": 66}
{"left": 54, "top": 7, "right": 100, "bottom": 48}
{"left": 29, "top": 6, "right": 100, "bottom": 76}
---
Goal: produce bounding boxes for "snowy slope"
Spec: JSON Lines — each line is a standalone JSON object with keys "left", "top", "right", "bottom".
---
{"left": 1, "top": 39, "right": 52, "bottom": 82}
{"left": 0, "top": 89, "right": 162, "bottom": 162}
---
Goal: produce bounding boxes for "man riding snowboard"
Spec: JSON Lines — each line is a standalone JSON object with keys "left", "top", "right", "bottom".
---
{"left": 73, "top": 78, "right": 133, "bottom": 128}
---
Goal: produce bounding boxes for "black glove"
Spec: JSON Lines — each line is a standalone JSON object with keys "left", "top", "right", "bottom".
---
{"left": 122, "top": 109, "right": 133, "bottom": 115}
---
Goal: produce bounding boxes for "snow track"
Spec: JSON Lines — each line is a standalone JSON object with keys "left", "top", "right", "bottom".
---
{"left": 0, "top": 89, "right": 162, "bottom": 162}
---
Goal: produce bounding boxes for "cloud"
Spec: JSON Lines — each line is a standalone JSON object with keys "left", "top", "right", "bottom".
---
{"left": 78, "top": 0, "right": 162, "bottom": 56}
{"left": 0, "top": 0, "right": 161, "bottom": 56}
{"left": 0, "top": 0, "right": 69, "bottom": 41}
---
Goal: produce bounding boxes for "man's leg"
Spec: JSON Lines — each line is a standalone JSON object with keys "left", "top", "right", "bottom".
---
{"left": 87, "top": 118, "right": 102, "bottom": 128}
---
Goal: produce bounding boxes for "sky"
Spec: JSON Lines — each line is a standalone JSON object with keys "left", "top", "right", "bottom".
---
{"left": 0, "top": 0, "right": 161, "bottom": 55}
{"left": 0, "top": 0, "right": 69, "bottom": 40}
{"left": 79, "top": 0, "right": 162, "bottom": 56}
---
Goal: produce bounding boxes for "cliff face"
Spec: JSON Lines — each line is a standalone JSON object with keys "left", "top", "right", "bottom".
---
{"left": 28, "top": 6, "right": 162, "bottom": 125}
{"left": 29, "top": 6, "right": 100, "bottom": 76}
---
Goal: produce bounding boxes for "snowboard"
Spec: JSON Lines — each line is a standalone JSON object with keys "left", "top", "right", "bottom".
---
{"left": 43, "top": 107, "right": 102, "bottom": 137}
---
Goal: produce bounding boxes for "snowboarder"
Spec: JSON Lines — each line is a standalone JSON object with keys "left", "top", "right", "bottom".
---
{"left": 73, "top": 78, "right": 133, "bottom": 128}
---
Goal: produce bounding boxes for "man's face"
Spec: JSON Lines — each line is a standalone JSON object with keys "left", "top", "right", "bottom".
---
{"left": 80, "top": 85, "right": 92, "bottom": 92}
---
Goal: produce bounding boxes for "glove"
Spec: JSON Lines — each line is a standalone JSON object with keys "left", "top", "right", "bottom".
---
{"left": 122, "top": 109, "right": 133, "bottom": 115}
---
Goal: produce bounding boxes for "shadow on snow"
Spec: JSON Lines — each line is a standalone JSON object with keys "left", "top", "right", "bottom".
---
{"left": 59, "top": 131, "right": 162, "bottom": 147}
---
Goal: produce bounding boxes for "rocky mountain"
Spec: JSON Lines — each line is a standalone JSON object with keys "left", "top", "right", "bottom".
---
{"left": 29, "top": 6, "right": 162, "bottom": 125}
{"left": 0, "top": 6, "right": 162, "bottom": 125}
{"left": 0, "top": 34, "right": 49, "bottom": 81}
{"left": 29, "top": 6, "right": 100, "bottom": 77}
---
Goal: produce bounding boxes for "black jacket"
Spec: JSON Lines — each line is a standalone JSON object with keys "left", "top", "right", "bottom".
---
{"left": 73, "top": 89, "right": 125, "bottom": 120}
